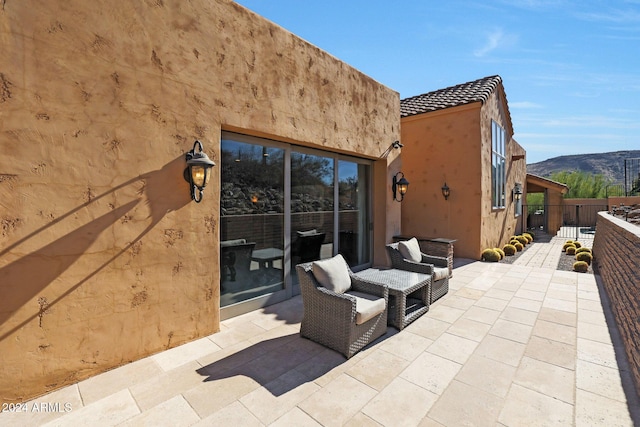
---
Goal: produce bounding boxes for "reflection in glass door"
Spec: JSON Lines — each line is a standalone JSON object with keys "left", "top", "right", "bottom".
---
{"left": 338, "top": 160, "right": 371, "bottom": 267}
{"left": 290, "top": 151, "right": 334, "bottom": 286}
{"left": 220, "top": 132, "right": 373, "bottom": 317}
{"left": 220, "top": 137, "right": 285, "bottom": 308}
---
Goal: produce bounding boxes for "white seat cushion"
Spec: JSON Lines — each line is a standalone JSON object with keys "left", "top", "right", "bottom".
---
{"left": 312, "top": 254, "right": 351, "bottom": 294}
{"left": 398, "top": 237, "right": 422, "bottom": 262}
{"left": 346, "top": 291, "right": 386, "bottom": 325}
{"left": 434, "top": 267, "right": 449, "bottom": 281}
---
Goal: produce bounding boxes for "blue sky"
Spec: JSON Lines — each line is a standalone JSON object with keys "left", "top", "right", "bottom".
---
{"left": 234, "top": 0, "right": 639, "bottom": 164}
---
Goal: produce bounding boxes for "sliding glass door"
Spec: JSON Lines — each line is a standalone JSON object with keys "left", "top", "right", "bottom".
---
{"left": 220, "top": 136, "right": 286, "bottom": 311}
{"left": 338, "top": 160, "right": 371, "bottom": 267}
{"left": 220, "top": 132, "right": 372, "bottom": 317}
{"left": 290, "top": 150, "right": 335, "bottom": 287}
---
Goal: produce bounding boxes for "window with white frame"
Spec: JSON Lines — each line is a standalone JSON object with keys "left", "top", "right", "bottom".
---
{"left": 491, "top": 120, "right": 506, "bottom": 209}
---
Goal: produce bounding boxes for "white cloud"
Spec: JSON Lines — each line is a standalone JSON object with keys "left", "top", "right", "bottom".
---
{"left": 509, "top": 101, "right": 543, "bottom": 109}
{"left": 540, "top": 116, "right": 640, "bottom": 129}
{"left": 576, "top": 9, "right": 640, "bottom": 23}
{"left": 497, "top": 0, "right": 568, "bottom": 10}
{"left": 474, "top": 29, "right": 517, "bottom": 57}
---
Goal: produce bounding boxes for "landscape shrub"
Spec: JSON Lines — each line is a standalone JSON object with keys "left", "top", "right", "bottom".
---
{"left": 576, "top": 251, "right": 593, "bottom": 265}
{"left": 566, "top": 246, "right": 577, "bottom": 255}
{"left": 503, "top": 244, "right": 517, "bottom": 256}
{"left": 481, "top": 248, "right": 500, "bottom": 262}
{"left": 573, "top": 261, "right": 589, "bottom": 273}
{"left": 494, "top": 248, "right": 505, "bottom": 259}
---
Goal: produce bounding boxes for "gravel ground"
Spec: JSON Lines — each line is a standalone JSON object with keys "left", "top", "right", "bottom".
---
{"left": 498, "top": 233, "right": 594, "bottom": 274}
{"left": 556, "top": 246, "right": 594, "bottom": 274}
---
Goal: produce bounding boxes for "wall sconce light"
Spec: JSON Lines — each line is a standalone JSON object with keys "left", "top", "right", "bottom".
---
{"left": 513, "top": 182, "right": 523, "bottom": 202}
{"left": 379, "top": 140, "right": 404, "bottom": 159}
{"left": 183, "top": 140, "right": 215, "bottom": 203}
{"left": 441, "top": 182, "right": 450, "bottom": 200}
{"left": 392, "top": 172, "right": 410, "bottom": 202}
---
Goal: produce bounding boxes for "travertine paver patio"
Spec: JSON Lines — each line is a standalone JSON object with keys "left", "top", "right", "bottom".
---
{"left": 3, "top": 238, "right": 639, "bottom": 426}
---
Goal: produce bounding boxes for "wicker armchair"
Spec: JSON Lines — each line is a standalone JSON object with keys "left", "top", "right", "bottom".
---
{"left": 296, "top": 258, "right": 388, "bottom": 358}
{"left": 386, "top": 240, "right": 450, "bottom": 303}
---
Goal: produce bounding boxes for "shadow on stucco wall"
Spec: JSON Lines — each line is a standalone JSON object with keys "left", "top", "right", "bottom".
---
{"left": 0, "top": 156, "right": 191, "bottom": 342}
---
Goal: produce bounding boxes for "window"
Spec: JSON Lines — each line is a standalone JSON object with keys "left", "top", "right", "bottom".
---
{"left": 492, "top": 120, "right": 506, "bottom": 209}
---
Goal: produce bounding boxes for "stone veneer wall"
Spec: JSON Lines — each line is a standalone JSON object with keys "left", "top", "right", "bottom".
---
{"left": 593, "top": 212, "right": 640, "bottom": 397}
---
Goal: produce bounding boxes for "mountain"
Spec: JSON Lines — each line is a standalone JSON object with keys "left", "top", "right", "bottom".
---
{"left": 527, "top": 150, "right": 640, "bottom": 183}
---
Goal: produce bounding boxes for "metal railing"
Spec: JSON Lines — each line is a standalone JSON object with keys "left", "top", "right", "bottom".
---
{"left": 625, "top": 157, "right": 640, "bottom": 196}
{"left": 522, "top": 204, "right": 607, "bottom": 240}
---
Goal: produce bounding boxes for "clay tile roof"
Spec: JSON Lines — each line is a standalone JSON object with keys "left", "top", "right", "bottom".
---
{"left": 400, "top": 75, "right": 503, "bottom": 118}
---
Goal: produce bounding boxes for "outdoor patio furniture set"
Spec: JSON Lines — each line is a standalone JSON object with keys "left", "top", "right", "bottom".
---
{"left": 296, "top": 238, "right": 451, "bottom": 358}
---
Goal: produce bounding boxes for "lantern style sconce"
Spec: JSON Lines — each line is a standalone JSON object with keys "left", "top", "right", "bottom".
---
{"left": 513, "top": 182, "right": 523, "bottom": 202}
{"left": 183, "top": 140, "right": 215, "bottom": 203}
{"left": 441, "top": 182, "right": 450, "bottom": 200}
{"left": 392, "top": 172, "right": 410, "bottom": 202}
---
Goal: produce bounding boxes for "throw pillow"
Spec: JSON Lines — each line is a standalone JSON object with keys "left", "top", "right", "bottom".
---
{"left": 312, "top": 254, "right": 351, "bottom": 294}
{"left": 398, "top": 237, "right": 422, "bottom": 262}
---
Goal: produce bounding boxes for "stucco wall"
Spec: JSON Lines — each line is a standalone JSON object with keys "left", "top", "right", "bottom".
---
{"left": 607, "top": 196, "right": 640, "bottom": 209}
{"left": 592, "top": 212, "right": 640, "bottom": 398}
{"left": 479, "top": 89, "right": 526, "bottom": 254}
{"left": 0, "top": 0, "right": 399, "bottom": 402}
{"left": 400, "top": 104, "right": 483, "bottom": 259}
{"left": 400, "top": 87, "right": 526, "bottom": 260}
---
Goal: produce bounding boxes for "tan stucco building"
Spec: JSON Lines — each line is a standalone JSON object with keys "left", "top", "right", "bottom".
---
{"left": 399, "top": 76, "right": 527, "bottom": 259}
{"left": 0, "top": 0, "right": 400, "bottom": 401}
{"left": 525, "top": 173, "right": 569, "bottom": 234}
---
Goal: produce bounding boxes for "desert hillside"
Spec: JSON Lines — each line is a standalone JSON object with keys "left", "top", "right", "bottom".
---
{"left": 527, "top": 150, "right": 640, "bottom": 183}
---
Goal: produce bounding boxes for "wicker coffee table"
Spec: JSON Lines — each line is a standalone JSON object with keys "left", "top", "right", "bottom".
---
{"left": 354, "top": 268, "right": 431, "bottom": 330}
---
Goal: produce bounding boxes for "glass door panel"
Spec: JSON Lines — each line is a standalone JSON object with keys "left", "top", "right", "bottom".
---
{"left": 290, "top": 151, "right": 334, "bottom": 285}
{"left": 220, "top": 138, "right": 285, "bottom": 307}
{"left": 338, "top": 160, "right": 371, "bottom": 267}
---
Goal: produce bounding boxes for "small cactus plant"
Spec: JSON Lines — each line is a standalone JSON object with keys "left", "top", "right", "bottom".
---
{"left": 503, "top": 244, "right": 517, "bottom": 256}
{"left": 522, "top": 234, "right": 533, "bottom": 243}
{"left": 514, "top": 242, "right": 524, "bottom": 251}
{"left": 573, "top": 261, "right": 589, "bottom": 273}
{"left": 573, "top": 241, "right": 582, "bottom": 248}
{"left": 481, "top": 248, "right": 501, "bottom": 262}
{"left": 494, "top": 248, "right": 505, "bottom": 259}
{"left": 562, "top": 242, "right": 576, "bottom": 252}
{"left": 566, "top": 246, "right": 577, "bottom": 255}
{"left": 524, "top": 232, "right": 534, "bottom": 241}
{"left": 576, "top": 251, "right": 593, "bottom": 265}
{"left": 516, "top": 235, "right": 528, "bottom": 245}
{"left": 576, "top": 247, "right": 592, "bottom": 254}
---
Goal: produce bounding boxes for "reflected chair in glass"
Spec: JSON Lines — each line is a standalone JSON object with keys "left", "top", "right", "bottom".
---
{"left": 291, "top": 231, "right": 326, "bottom": 264}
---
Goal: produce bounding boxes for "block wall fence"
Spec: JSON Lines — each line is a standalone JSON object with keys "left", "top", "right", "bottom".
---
{"left": 593, "top": 212, "right": 640, "bottom": 399}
